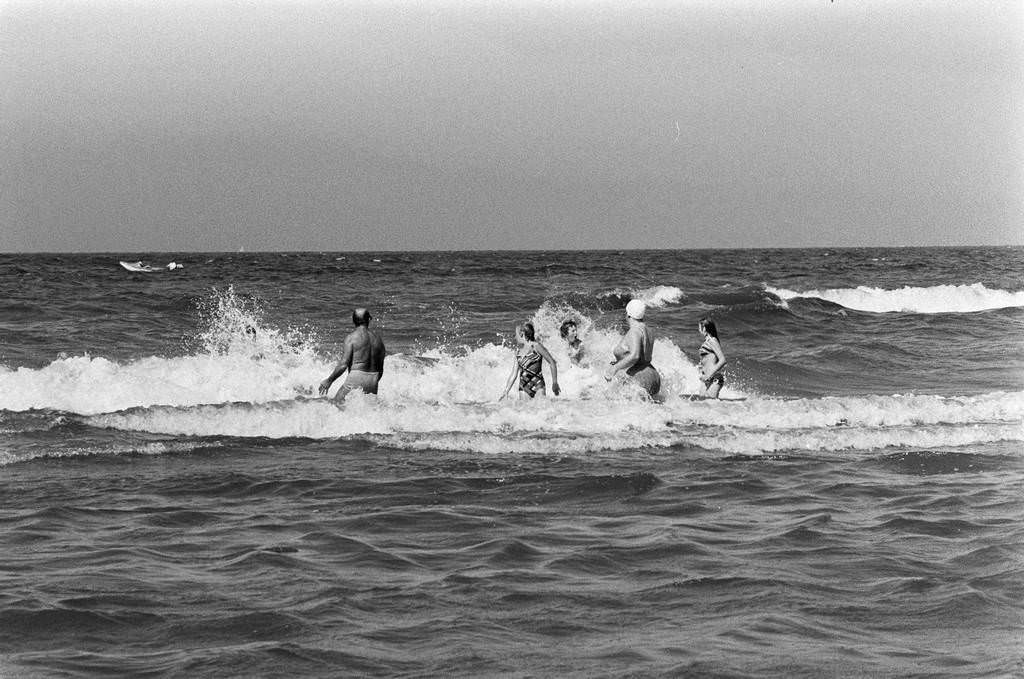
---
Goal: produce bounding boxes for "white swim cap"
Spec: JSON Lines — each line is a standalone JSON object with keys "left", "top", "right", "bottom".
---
{"left": 626, "top": 299, "right": 646, "bottom": 320}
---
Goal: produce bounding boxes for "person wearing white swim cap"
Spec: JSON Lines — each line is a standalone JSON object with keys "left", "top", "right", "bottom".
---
{"left": 625, "top": 299, "right": 646, "bottom": 320}
{"left": 605, "top": 299, "right": 661, "bottom": 397}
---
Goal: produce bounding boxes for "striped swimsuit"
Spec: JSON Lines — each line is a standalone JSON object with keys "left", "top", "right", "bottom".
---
{"left": 517, "top": 347, "right": 545, "bottom": 397}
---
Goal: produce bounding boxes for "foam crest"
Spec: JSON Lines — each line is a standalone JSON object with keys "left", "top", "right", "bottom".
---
{"left": 688, "top": 423, "right": 1023, "bottom": 456}
{"left": 0, "top": 440, "right": 215, "bottom": 466}
{"left": 88, "top": 395, "right": 679, "bottom": 442}
{"left": 671, "top": 391, "right": 1024, "bottom": 429}
{"left": 82, "top": 389, "right": 1023, "bottom": 457}
{"left": 635, "top": 285, "right": 685, "bottom": 308}
{"left": 0, "top": 353, "right": 326, "bottom": 415}
{"left": 0, "top": 287, "right": 331, "bottom": 415}
{"left": 767, "top": 283, "right": 1024, "bottom": 314}
{"left": 596, "top": 284, "right": 685, "bottom": 310}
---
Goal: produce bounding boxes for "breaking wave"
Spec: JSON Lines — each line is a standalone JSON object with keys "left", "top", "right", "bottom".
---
{"left": 766, "top": 283, "right": 1024, "bottom": 314}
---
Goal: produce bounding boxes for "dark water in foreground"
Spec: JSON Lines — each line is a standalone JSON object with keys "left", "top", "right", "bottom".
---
{"left": 2, "top": 248, "right": 1022, "bottom": 677}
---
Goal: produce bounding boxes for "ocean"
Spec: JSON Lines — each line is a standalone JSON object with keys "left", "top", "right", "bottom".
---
{"left": 1, "top": 247, "right": 1022, "bottom": 678}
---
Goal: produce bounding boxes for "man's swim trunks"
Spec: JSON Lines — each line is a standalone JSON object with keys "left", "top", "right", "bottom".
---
{"left": 334, "top": 370, "right": 381, "bottom": 399}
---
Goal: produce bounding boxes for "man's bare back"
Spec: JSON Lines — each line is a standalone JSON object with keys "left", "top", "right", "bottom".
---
{"left": 318, "top": 308, "right": 386, "bottom": 398}
{"left": 343, "top": 326, "right": 386, "bottom": 374}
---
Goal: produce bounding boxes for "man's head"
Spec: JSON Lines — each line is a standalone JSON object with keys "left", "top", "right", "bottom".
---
{"left": 352, "top": 308, "right": 372, "bottom": 326}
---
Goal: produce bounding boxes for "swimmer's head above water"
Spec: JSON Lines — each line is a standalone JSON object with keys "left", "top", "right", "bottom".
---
{"left": 516, "top": 321, "right": 536, "bottom": 342}
{"left": 626, "top": 299, "right": 646, "bottom": 321}
{"left": 352, "top": 308, "right": 372, "bottom": 326}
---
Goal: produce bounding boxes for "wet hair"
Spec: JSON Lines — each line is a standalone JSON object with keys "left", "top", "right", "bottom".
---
{"left": 519, "top": 322, "right": 536, "bottom": 342}
{"left": 699, "top": 317, "right": 718, "bottom": 338}
{"left": 559, "top": 319, "right": 577, "bottom": 339}
{"left": 352, "top": 308, "right": 372, "bottom": 326}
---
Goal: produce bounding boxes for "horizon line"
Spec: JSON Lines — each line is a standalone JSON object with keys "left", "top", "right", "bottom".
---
{"left": 3, "top": 244, "right": 1022, "bottom": 256}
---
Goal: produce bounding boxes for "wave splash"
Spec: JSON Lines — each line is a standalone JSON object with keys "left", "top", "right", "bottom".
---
{"left": 0, "top": 293, "right": 713, "bottom": 416}
{"left": 0, "top": 287, "right": 325, "bottom": 416}
{"left": 1, "top": 288, "right": 1021, "bottom": 460}
{"left": 766, "top": 283, "right": 1024, "bottom": 314}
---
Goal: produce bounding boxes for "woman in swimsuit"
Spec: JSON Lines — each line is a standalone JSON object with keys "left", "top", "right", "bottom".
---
{"left": 697, "top": 317, "right": 727, "bottom": 399}
{"left": 560, "top": 319, "right": 584, "bottom": 365}
{"left": 604, "top": 300, "right": 661, "bottom": 397}
{"left": 501, "top": 322, "right": 560, "bottom": 399}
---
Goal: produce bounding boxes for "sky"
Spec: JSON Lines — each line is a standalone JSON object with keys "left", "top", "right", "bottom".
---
{"left": 1, "top": 0, "right": 1022, "bottom": 252}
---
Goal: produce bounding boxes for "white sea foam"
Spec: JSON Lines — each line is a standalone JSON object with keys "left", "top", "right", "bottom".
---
{"left": 3, "top": 339, "right": 1020, "bottom": 456}
{"left": 598, "top": 285, "right": 684, "bottom": 309}
{"left": 766, "top": 283, "right": 1024, "bottom": 314}
{"left": 0, "top": 326, "right": 712, "bottom": 416}
{"left": 80, "top": 390, "right": 1024, "bottom": 457}
{"left": 2, "top": 287, "right": 1020, "bottom": 458}
{"left": 0, "top": 353, "right": 325, "bottom": 415}
{"left": 635, "top": 285, "right": 685, "bottom": 308}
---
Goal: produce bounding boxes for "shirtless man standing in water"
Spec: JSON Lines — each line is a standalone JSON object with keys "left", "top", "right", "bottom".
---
{"left": 318, "top": 308, "right": 386, "bottom": 398}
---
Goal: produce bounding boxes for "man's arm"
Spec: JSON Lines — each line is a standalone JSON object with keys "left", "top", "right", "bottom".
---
{"left": 318, "top": 339, "right": 355, "bottom": 395}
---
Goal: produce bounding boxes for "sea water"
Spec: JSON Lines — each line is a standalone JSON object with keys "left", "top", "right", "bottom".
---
{"left": 1, "top": 248, "right": 1022, "bottom": 677}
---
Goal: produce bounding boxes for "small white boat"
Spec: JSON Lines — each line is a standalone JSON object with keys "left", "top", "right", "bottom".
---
{"left": 119, "top": 260, "right": 184, "bottom": 272}
{"left": 119, "top": 260, "right": 161, "bottom": 272}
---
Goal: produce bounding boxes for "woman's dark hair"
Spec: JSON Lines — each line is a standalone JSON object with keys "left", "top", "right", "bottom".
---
{"left": 520, "top": 322, "right": 536, "bottom": 342}
{"left": 699, "top": 318, "right": 718, "bottom": 338}
{"left": 559, "top": 319, "right": 577, "bottom": 338}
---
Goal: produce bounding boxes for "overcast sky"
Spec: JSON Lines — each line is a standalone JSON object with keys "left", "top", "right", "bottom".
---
{"left": 2, "top": 0, "right": 1021, "bottom": 252}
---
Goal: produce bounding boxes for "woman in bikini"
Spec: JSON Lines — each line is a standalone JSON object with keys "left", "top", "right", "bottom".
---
{"left": 501, "top": 322, "right": 560, "bottom": 399}
{"left": 604, "top": 300, "right": 661, "bottom": 397}
{"left": 697, "top": 317, "right": 727, "bottom": 399}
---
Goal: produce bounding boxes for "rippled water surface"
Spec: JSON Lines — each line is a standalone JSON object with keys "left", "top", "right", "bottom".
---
{"left": 2, "top": 248, "right": 1022, "bottom": 677}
